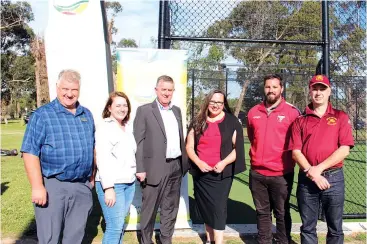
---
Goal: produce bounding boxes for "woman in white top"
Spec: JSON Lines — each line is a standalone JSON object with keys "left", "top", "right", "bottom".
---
{"left": 95, "top": 91, "right": 137, "bottom": 244}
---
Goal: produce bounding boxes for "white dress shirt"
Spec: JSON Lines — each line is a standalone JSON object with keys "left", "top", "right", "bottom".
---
{"left": 95, "top": 118, "right": 136, "bottom": 189}
{"left": 156, "top": 100, "right": 182, "bottom": 159}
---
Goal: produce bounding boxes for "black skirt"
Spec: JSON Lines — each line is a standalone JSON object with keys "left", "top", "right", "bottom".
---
{"left": 193, "top": 173, "right": 233, "bottom": 230}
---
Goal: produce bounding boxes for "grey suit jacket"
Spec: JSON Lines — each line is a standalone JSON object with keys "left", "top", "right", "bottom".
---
{"left": 133, "top": 100, "right": 189, "bottom": 185}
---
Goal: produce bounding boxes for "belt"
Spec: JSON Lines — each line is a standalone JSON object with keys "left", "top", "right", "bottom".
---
{"left": 166, "top": 156, "right": 180, "bottom": 163}
{"left": 321, "top": 167, "right": 342, "bottom": 176}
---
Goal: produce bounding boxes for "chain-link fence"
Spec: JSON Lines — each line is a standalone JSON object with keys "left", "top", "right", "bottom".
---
{"left": 162, "top": 1, "right": 366, "bottom": 218}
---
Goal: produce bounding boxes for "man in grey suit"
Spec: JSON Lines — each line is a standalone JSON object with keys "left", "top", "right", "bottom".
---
{"left": 134, "top": 75, "right": 189, "bottom": 244}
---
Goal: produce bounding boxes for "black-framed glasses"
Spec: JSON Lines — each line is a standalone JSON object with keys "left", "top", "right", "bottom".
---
{"left": 209, "top": 101, "right": 224, "bottom": 106}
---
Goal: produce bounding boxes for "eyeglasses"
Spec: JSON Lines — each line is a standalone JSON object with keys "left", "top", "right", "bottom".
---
{"left": 209, "top": 101, "right": 224, "bottom": 106}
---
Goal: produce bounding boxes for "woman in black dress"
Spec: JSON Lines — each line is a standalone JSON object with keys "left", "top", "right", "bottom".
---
{"left": 186, "top": 90, "right": 245, "bottom": 244}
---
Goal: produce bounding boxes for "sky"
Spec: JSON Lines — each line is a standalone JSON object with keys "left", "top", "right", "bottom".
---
{"left": 27, "top": 0, "right": 241, "bottom": 98}
{"left": 28, "top": 0, "right": 159, "bottom": 48}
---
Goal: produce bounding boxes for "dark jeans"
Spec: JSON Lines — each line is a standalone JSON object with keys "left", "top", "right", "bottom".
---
{"left": 249, "top": 170, "right": 294, "bottom": 244}
{"left": 297, "top": 168, "right": 345, "bottom": 244}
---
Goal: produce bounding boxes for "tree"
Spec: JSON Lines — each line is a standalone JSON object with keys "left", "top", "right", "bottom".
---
{"left": 1, "top": 0, "right": 35, "bottom": 122}
{"left": 31, "top": 36, "right": 49, "bottom": 107}
{"left": 1, "top": 0, "right": 34, "bottom": 52}
{"left": 202, "top": 1, "right": 322, "bottom": 116}
{"left": 104, "top": 2, "right": 123, "bottom": 90}
{"left": 117, "top": 38, "right": 138, "bottom": 48}
{"left": 105, "top": 1, "right": 123, "bottom": 48}
{"left": 329, "top": 1, "right": 366, "bottom": 133}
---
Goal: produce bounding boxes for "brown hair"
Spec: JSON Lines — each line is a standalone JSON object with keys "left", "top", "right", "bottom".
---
{"left": 263, "top": 74, "right": 283, "bottom": 87}
{"left": 189, "top": 89, "right": 232, "bottom": 136}
{"left": 102, "top": 91, "right": 131, "bottom": 124}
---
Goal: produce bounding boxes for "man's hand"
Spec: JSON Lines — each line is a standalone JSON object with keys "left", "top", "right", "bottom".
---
{"left": 313, "top": 176, "right": 331, "bottom": 190}
{"left": 306, "top": 165, "right": 323, "bottom": 180}
{"left": 197, "top": 161, "right": 212, "bottom": 173}
{"left": 32, "top": 185, "right": 47, "bottom": 206}
{"left": 213, "top": 161, "right": 226, "bottom": 173}
{"left": 104, "top": 188, "right": 116, "bottom": 207}
{"left": 136, "top": 172, "right": 146, "bottom": 182}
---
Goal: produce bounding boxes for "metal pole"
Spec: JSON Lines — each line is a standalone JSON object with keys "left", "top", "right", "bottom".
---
{"left": 163, "top": 1, "right": 171, "bottom": 49}
{"left": 158, "top": 0, "right": 165, "bottom": 49}
{"left": 225, "top": 68, "right": 229, "bottom": 97}
{"left": 281, "top": 69, "right": 286, "bottom": 99}
{"left": 322, "top": 0, "right": 330, "bottom": 77}
{"left": 191, "top": 69, "right": 195, "bottom": 122}
{"left": 319, "top": 1, "right": 330, "bottom": 220}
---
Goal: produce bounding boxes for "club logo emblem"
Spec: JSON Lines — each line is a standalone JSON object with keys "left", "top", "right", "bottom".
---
{"left": 326, "top": 117, "right": 337, "bottom": 125}
{"left": 277, "top": 115, "right": 285, "bottom": 122}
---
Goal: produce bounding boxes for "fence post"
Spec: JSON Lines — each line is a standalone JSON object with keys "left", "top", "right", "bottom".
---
{"left": 225, "top": 67, "right": 228, "bottom": 97}
{"left": 158, "top": 0, "right": 171, "bottom": 49}
{"left": 322, "top": 0, "right": 330, "bottom": 77}
{"left": 191, "top": 69, "right": 195, "bottom": 123}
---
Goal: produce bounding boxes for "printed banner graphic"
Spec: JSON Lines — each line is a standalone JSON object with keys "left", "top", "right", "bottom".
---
{"left": 116, "top": 48, "right": 191, "bottom": 230}
{"left": 45, "top": 0, "right": 111, "bottom": 122}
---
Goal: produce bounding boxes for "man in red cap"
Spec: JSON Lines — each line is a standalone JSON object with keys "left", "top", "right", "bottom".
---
{"left": 290, "top": 74, "right": 354, "bottom": 244}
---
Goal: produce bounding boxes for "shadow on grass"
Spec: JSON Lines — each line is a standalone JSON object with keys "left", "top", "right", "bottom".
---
{"left": 17, "top": 190, "right": 104, "bottom": 243}
{"left": 82, "top": 190, "right": 104, "bottom": 244}
{"left": 190, "top": 195, "right": 257, "bottom": 243}
{"left": 20, "top": 218, "right": 38, "bottom": 242}
{"left": 1, "top": 181, "right": 9, "bottom": 195}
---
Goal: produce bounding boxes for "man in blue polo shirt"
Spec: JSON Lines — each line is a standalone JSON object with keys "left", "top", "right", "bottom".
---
{"left": 21, "top": 69, "right": 95, "bottom": 244}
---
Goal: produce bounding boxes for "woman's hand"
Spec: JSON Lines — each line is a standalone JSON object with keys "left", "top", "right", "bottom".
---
{"left": 213, "top": 161, "right": 226, "bottom": 173}
{"left": 104, "top": 187, "right": 116, "bottom": 207}
{"left": 198, "top": 161, "right": 213, "bottom": 173}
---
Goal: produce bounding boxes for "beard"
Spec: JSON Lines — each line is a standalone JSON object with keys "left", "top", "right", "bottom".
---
{"left": 266, "top": 93, "right": 281, "bottom": 105}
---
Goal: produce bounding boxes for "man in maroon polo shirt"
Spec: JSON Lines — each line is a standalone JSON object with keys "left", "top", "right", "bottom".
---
{"left": 290, "top": 75, "right": 354, "bottom": 244}
{"left": 247, "top": 74, "right": 300, "bottom": 244}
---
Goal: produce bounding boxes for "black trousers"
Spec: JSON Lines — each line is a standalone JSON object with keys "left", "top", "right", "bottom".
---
{"left": 249, "top": 170, "right": 294, "bottom": 244}
{"left": 140, "top": 159, "right": 182, "bottom": 244}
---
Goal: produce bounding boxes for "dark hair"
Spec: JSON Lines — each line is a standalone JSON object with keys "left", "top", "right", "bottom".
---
{"left": 102, "top": 91, "right": 131, "bottom": 124}
{"left": 190, "top": 89, "right": 232, "bottom": 135}
{"left": 156, "top": 75, "right": 174, "bottom": 87}
{"left": 263, "top": 74, "right": 283, "bottom": 87}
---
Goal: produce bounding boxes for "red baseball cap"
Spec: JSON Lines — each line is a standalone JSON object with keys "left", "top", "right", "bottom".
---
{"left": 309, "top": 75, "right": 331, "bottom": 88}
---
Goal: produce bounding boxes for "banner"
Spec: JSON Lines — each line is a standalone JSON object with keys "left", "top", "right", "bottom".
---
{"left": 44, "top": 0, "right": 112, "bottom": 122}
{"left": 116, "top": 48, "right": 191, "bottom": 230}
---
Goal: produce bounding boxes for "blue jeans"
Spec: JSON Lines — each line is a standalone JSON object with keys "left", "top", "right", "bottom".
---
{"left": 297, "top": 168, "right": 345, "bottom": 244}
{"left": 96, "top": 181, "right": 136, "bottom": 244}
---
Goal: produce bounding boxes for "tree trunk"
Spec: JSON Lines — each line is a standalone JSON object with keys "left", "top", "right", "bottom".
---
{"left": 16, "top": 100, "right": 20, "bottom": 118}
{"left": 35, "top": 38, "right": 42, "bottom": 107}
{"left": 234, "top": 79, "right": 250, "bottom": 117}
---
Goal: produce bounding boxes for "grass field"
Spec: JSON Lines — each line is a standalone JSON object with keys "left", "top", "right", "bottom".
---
{"left": 1, "top": 120, "right": 366, "bottom": 243}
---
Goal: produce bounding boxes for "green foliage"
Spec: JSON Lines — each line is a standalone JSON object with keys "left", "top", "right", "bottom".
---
{"left": 117, "top": 38, "right": 138, "bottom": 48}
{"left": 1, "top": 0, "right": 35, "bottom": 119}
{"left": 105, "top": 1, "right": 123, "bottom": 18}
{"left": 0, "top": 0, "right": 34, "bottom": 55}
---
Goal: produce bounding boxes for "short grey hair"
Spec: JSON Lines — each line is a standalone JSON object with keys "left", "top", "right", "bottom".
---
{"left": 156, "top": 75, "right": 174, "bottom": 87}
{"left": 57, "top": 69, "right": 81, "bottom": 86}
